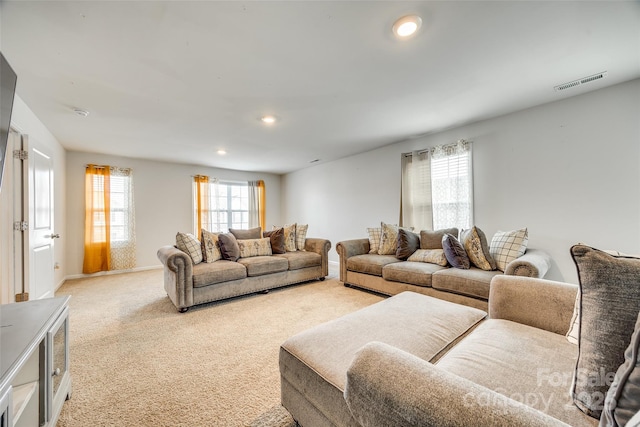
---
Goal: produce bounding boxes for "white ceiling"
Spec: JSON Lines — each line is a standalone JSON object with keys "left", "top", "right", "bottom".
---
{"left": 1, "top": 1, "right": 639, "bottom": 174}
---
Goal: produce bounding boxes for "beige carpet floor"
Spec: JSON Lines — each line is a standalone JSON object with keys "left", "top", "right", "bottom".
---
{"left": 55, "top": 269, "right": 383, "bottom": 426}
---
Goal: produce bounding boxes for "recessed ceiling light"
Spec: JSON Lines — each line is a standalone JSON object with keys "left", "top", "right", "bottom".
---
{"left": 73, "top": 108, "right": 89, "bottom": 117}
{"left": 392, "top": 15, "right": 422, "bottom": 38}
{"left": 217, "top": 149, "right": 227, "bottom": 155}
{"left": 261, "top": 115, "right": 276, "bottom": 124}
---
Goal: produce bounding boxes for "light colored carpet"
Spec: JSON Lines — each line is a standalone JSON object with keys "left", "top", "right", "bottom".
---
{"left": 55, "top": 269, "right": 383, "bottom": 426}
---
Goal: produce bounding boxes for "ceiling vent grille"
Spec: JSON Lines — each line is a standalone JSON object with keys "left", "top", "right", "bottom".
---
{"left": 554, "top": 71, "right": 608, "bottom": 92}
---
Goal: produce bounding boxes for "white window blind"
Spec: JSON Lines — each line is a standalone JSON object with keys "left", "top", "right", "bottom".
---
{"left": 195, "top": 180, "right": 250, "bottom": 233}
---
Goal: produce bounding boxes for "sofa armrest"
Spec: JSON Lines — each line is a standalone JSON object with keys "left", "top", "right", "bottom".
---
{"left": 157, "top": 245, "right": 194, "bottom": 311}
{"left": 504, "top": 249, "right": 552, "bottom": 278}
{"left": 336, "top": 239, "right": 370, "bottom": 282}
{"left": 345, "top": 342, "right": 571, "bottom": 427}
{"left": 489, "top": 275, "right": 577, "bottom": 335}
{"left": 304, "top": 238, "right": 331, "bottom": 277}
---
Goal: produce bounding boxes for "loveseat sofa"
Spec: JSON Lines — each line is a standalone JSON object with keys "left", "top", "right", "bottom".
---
{"left": 337, "top": 234, "right": 551, "bottom": 310}
{"left": 158, "top": 236, "right": 331, "bottom": 312}
{"left": 281, "top": 245, "right": 640, "bottom": 427}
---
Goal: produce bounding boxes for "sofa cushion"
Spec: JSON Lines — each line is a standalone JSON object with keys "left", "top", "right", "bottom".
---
{"left": 460, "top": 226, "right": 496, "bottom": 271}
{"left": 432, "top": 267, "right": 501, "bottom": 300}
{"left": 382, "top": 261, "right": 447, "bottom": 287}
{"left": 420, "top": 228, "right": 458, "bottom": 249}
{"left": 436, "top": 319, "right": 596, "bottom": 427}
{"left": 442, "top": 233, "right": 470, "bottom": 269}
{"left": 601, "top": 310, "right": 640, "bottom": 427}
{"left": 238, "top": 237, "right": 272, "bottom": 258}
{"left": 274, "top": 251, "right": 321, "bottom": 270}
{"left": 490, "top": 228, "right": 529, "bottom": 271}
{"left": 229, "top": 226, "right": 262, "bottom": 240}
{"left": 347, "top": 254, "right": 401, "bottom": 277}
{"left": 237, "top": 255, "right": 288, "bottom": 277}
{"left": 396, "top": 228, "right": 420, "bottom": 260}
{"left": 218, "top": 233, "right": 240, "bottom": 262}
{"left": 200, "top": 229, "right": 222, "bottom": 263}
{"left": 570, "top": 245, "right": 640, "bottom": 419}
{"left": 263, "top": 228, "right": 286, "bottom": 254}
{"left": 192, "top": 260, "right": 247, "bottom": 287}
{"left": 407, "top": 249, "right": 448, "bottom": 266}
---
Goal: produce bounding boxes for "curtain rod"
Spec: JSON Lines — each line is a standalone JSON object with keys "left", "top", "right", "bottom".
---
{"left": 86, "top": 164, "right": 132, "bottom": 172}
{"left": 402, "top": 139, "right": 471, "bottom": 157}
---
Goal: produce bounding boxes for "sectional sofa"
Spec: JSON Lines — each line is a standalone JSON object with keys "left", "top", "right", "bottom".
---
{"left": 280, "top": 245, "right": 640, "bottom": 426}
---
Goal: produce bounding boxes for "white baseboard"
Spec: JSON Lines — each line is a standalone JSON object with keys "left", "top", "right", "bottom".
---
{"left": 63, "top": 265, "right": 163, "bottom": 282}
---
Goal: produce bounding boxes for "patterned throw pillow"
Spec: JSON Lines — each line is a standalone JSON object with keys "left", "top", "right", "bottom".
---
{"left": 489, "top": 228, "right": 529, "bottom": 271}
{"left": 176, "top": 232, "right": 203, "bottom": 264}
{"left": 295, "top": 223, "right": 308, "bottom": 251}
{"left": 407, "top": 249, "right": 448, "bottom": 266}
{"left": 378, "top": 223, "right": 400, "bottom": 255}
{"left": 278, "top": 224, "right": 297, "bottom": 252}
{"left": 367, "top": 227, "right": 382, "bottom": 254}
{"left": 238, "top": 237, "right": 273, "bottom": 258}
{"left": 442, "top": 234, "right": 470, "bottom": 269}
{"left": 201, "top": 229, "right": 222, "bottom": 263}
{"left": 460, "top": 226, "right": 496, "bottom": 271}
{"left": 566, "top": 291, "right": 580, "bottom": 345}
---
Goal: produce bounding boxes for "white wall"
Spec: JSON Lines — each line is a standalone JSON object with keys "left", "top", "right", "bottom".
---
{"left": 282, "top": 78, "right": 640, "bottom": 283}
{"left": 0, "top": 96, "right": 67, "bottom": 296}
{"left": 65, "top": 152, "right": 281, "bottom": 277}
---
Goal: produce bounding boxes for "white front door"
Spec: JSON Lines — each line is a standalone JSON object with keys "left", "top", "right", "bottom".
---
{"left": 27, "top": 138, "right": 55, "bottom": 299}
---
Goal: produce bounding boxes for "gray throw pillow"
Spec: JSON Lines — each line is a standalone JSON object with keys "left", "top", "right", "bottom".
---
{"left": 218, "top": 233, "right": 241, "bottom": 262}
{"left": 229, "top": 227, "right": 262, "bottom": 240}
{"left": 420, "top": 228, "right": 458, "bottom": 250}
{"left": 442, "top": 234, "right": 470, "bottom": 269}
{"left": 571, "top": 245, "right": 640, "bottom": 419}
{"left": 396, "top": 229, "right": 420, "bottom": 260}
{"left": 263, "top": 228, "right": 286, "bottom": 254}
{"left": 600, "top": 310, "right": 640, "bottom": 427}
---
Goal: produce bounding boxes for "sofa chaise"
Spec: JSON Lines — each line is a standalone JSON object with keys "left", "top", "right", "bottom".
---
{"left": 280, "top": 245, "right": 640, "bottom": 426}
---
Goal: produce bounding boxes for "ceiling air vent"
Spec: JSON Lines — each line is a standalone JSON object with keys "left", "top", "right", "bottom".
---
{"left": 554, "top": 71, "right": 608, "bottom": 92}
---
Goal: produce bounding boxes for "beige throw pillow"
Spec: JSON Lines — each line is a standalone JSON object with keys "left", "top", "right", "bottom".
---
{"left": 460, "top": 226, "right": 496, "bottom": 271}
{"left": 295, "top": 223, "right": 308, "bottom": 251}
{"left": 367, "top": 227, "right": 382, "bottom": 254}
{"left": 278, "top": 224, "right": 297, "bottom": 252}
{"left": 176, "top": 232, "right": 203, "bottom": 265}
{"left": 201, "top": 229, "right": 222, "bottom": 263}
{"left": 407, "top": 249, "right": 448, "bottom": 266}
{"left": 489, "top": 228, "right": 528, "bottom": 271}
{"left": 238, "top": 237, "right": 273, "bottom": 258}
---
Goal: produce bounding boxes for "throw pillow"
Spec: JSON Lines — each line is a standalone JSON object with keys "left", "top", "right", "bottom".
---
{"left": 238, "top": 237, "right": 272, "bottom": 258}
{"left": 600, "top": 310, "right": 640, "bottom": 427}
{"left": 570, "top": 245, "right": 640, "bottom": 419}
{"left": 489, "top": 228, "right": 529, "bottom": 271}
{"left": 566, "top": 291, "right": 580, "bottom": 345}
{"left": 218, "top": 233, "right": 241, "bottom": 262}
{"left": 279, "top": 224, "right": 297, "bottom": 252}
{"left": 200, "top": 229, "right": 222, "bottom": 263}
{"left": 367, "top": 227, "right": 382, "bottom": 254}
{"left": 420, "top": 228, "right": 459, "bottom": 250}
{"left": 442, "top": 234, "right": 470, "bottom": 269}
{"left": 229, "top": 227, "right": 262, "bottom": 240}
{"left": 396, "top": 228, "right": 420, "bottom": 260}
{"left": 295, "top": 223, "right": 308, "bottom": 251}
{"left": 378, "top": 223, "right": 401, "bottom": 255}
{"left": 263, "top": 228, "right": 286, "bottom": 254}
{"left": 176, "top": 232, "right": 203, "bottom": 264}
{"left": 460, "top": 226, "right": 496, "bottom": 271}
{"left": 407, "top": 249, "right": 448, "bottom": 267}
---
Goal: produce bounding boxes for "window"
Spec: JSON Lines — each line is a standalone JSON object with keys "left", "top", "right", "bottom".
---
{"left": 401, "top": 140, "right": 473, "bottom": 231}
{"left": 194, "top": 177, "right": 266, "bottom": 237}
{"left": 83, "top": 165, "right": 136, "bottom": 274}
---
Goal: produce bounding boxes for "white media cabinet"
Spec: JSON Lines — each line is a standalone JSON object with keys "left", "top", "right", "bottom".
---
{"left": 0, "top": 296, "right": 71, "bottom": 427}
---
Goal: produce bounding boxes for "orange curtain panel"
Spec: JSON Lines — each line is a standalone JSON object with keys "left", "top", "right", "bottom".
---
{"left": 257, "top": 180, "right": 266, "bottom": 232}
{"left": 83, "top": 165, "right": 111, "bottom": 274}
{"left": 194, "top": 175, "right": 209, "bottom": 238}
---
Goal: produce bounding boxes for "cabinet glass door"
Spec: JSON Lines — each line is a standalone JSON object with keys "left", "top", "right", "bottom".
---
{"left": 47, "top": 307, "right": 69, "bottom": 422}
